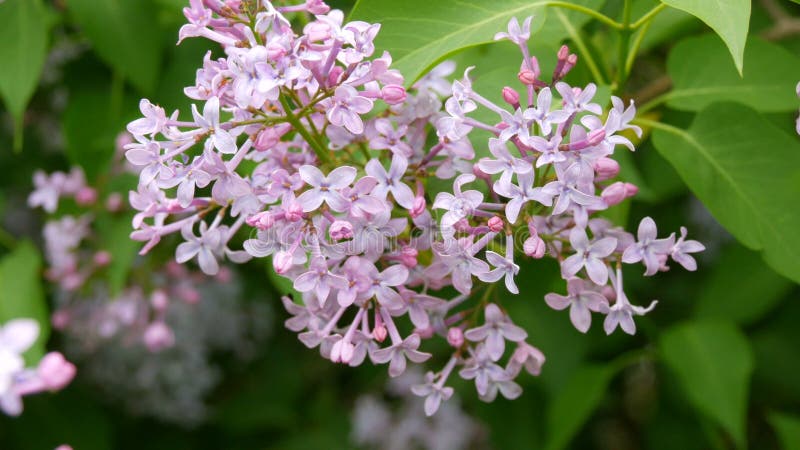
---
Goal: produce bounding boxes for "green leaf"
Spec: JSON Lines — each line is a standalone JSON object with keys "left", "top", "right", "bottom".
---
{"left": 0, "top": 0, "right": 49, "bottom": 137}
{"left": 694, "top": 243, "right": 792, "bottom": 325}
{"left": 769, "top": 412, "right": 800, "bottom": 450}
{"left": 62, "top": 85, "right": 120, "bottom": 180}
{"left": 544, "top": 364, "right": 615, "bottom": 450}
{"left": 651, "top": 102, "right": 800, "bottom": 284}
{"left": 349, "top": 0, "right": 546, "bottom": 84}
{"left": 666, "top": 35, "right": 800, "bottom": 112}
{"left": 660, "top": 0, "right": 750, "bottom": 74}
{"left": 95, "top": 213, "right": 139, "bottom": 297}
{"left": 536, "top": 0, "right": 605, "bottom": 46}
{"left": 659, "top": 321, "right": 754, "bottom": 448}
{"left": 66, "top": 0, "right": 163, "bottom": 94}
{"left": 0, "top": 241, "right": 49, "bottom": 364}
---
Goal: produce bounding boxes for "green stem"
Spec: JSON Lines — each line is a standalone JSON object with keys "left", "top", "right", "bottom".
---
{"left": 546, "top": 1, "right": 624, "bottom": 29}
{"left": 625, "top": 18, "right": 654, "bottom": 75}
{"left": 278, "top": 94, "right": 332, "bottom": 165}
{"left": 554, "top": 8, "right": 607, "bottom": 85}
{"left": 630, "top": 3, "right": 667, "bottom": 29}
{"left": 614, "top": 0, "right": 633, "bottom": 93}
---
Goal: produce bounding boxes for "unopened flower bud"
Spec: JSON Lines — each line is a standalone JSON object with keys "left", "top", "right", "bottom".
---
{"left": 415, "top": 326, "right": 434, "bottom": 339}
{"left": 74, "top": 187, "right": 97, "bottom": 206}
{"left": 524, "top": 236, "right": 546, "bottom": 258}
{"left": 447, "top": 327, "right": 464, "bottom": 347}
{"left": 329, "top": 220, "right": 354, "bottom": 240}
{"left": 372, "top": 324, "right": 387, "bottom": 342}
{"left": 502, "top": 86, "right": 520, "bottom": 108}
{"left": 305, "top": 0, "right": 331, "bottom": 15}
{"left": 557, "top": 45, "right": 570, "bottom": 61}
{"left": 453, "top": 218, "right": 470, "bottom": 233}
{"left": 254, "top": 126, "right": 284, "bottom": 151}
{"left": 143, "top": 322, "right": 175, "bottom": 352}
{"left": 327, "top": 66, "right": 344, "bottom": 86}
{"left": 273, "top": 250, "right": 294, "bottom": 274}
{"left": 587, "top": 128, "right": 606, "bottom": 146}
{"left": 105, "top": 192, "right": 124, "bottom": 212}
{"left": 51, "top": 310, "right": 70, "bottom": 331}
{"left": 518, "top": 69, "right": 537, "bottom": 85}
{"left": 331, "top": 339, "right": 355, "bottom": 363}
{"left": 150, "top": 289, "right": 169, "bottom": 312}
{"left": 399, "top": 246, "right": 418, "bottom": 267}
{"left": 593, "top": 157, "right": 620, "bottom": 181}
{"left": 381, "top": 84, "right": 407, "bottom": 105}
{"left": 247, "top": 211, "right": 275, "bottom": 230}
{"left": 37, "top": 352, "right": 76, "bottom": 391}
{"left": 285, "top": 203, "right": 304, "bottom": 222}
{"left": 93, "top": 250, "right": 112, "bottom": 267}
{"left": 601, "top": 182, "right": 638, "bottom": 206}
{"left": 488, "top": 216, "right": 504, "bottom": 232}
{"left": 409, "top": 196, "right": 426, "bottom": 218}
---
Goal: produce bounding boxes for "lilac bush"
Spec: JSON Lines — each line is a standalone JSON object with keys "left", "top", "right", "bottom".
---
{"left": 120, "top": 0, "right": 705, "bottom": 415}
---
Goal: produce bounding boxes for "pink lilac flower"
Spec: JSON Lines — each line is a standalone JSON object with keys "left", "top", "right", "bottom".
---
{"left": 561, "top": 227, "right": 617, "bottom": 285}
{"left": 544, "top": 278, "right": 607, "bottom": 333}
{"left": 464, "top": 304, "right": 527, "bottom": 361}
{"left": 622, "top": 217, "right": 675, "bottom": 276}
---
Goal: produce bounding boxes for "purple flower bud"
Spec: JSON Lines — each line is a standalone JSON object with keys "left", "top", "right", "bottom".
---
{"left": 93, "top": 251, "right": 112, "bottom": 267}
{"left": 285, "top": 203, "right": 304, "bottom": 222}
{"left": 409, "top": 196, "right": 426, "bottom": 218}
{"left": 488, "top": 216, "right": 504, "bottom": 232}
{"left": 105, "top": 192, "right": 123, "bottom": 212}
{"left": 329, "top": 220, "right": 354, "bottom": 240}
{"left": 593, "top": 157, "right": 620, "bottom": 181}
{"left": 247, "top": 211, "right": 276, "bottom": 230}
{"left": 518, "top": 69, "right": 537, "bottom": 85}
{"left": 372, "top": 324, "right": 387, "bottom": 343}
{"left": 327, "top": 66, "right": 344, "bottom": 86}
{"left": 502, "top": 86, "right": 520, "bottom": 107}
{"left": 523, "top": 235, "right": 546, "bottom": 258}
{"left": 254, "top": 125, "right": 290, "bottom": 151}
{"left": 557, "top": 45, "right": 569, "bottom": 61}
{"left": 399, "top": 246, "right": 418, "bottom": 267}
{"left": 273, "top": 251, "right": 295, "bottom": 275}
{"left": 447, "top": 327, "right": 464, "bottom": 347}
{"left": 143, "top": 322, "right": 175, "bottom": 352}
{"left": 587, "top": 128, "right": 606, "bottom": 146}
{"left": 74, "top": 187, "right": 97, "bottom": 206}
{"left": 381, "top": 84, "right": 407, "bottom": 105}
{"left": 150, "top": 289, "right": 169, "bottom": 312}
{"left": 601, "top": 182, "right": 638, "bottom": 206}
{"left": 37, "top": 352, "right": 76, "bottom": 390}
{"left": 305, "top": 0, "right": 331, "bottom": 14}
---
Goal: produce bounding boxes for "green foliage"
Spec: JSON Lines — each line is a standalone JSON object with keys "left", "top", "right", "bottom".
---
{"left": 349, "top": 0, "right": 546, "bottom": 84}
{"left": 667, "top": 35, "right": 800, "bottom": 112}
{"left": 659, "top": 321, "right": 754, "bottom": 448}
{"left": 66, "top": 0, "right": 164, "bottom": 94}
{"left": 544, "top": 364, "right": 615, "bottom": 450}
{"left": 0, "top": 0, "right": 49, "bottom": 148}
{"left": 95, "top": 212, "right": 140, "bottom": 297}
{"left": 769, "top": 412, "right": 800, "bottom": 450}
{"left": 0, "top": 241, "right": 49, "bottom": 364}
{"left": 659, "top": 0, "right": 750, "bottom": 74}
{"left": 652, "top": 102, "right": 800, "bottom": 284}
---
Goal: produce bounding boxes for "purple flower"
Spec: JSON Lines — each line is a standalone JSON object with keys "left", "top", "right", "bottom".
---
{"left": 293, "top": 256, "right": 348, "bottom": 307}
{"left": 433, "top": 174, "right": 484, "bottom": 233}
{"left": 670, "top": 226, "right": 705, "bottom": 271}
{"left": 458, "top": 344, "right": 511, "bottom": 397}
{"left": 411, "top": 371, "right": 455, "bottom": 416}
{"left": 622, "top": 217, "right": 675, "bottom": 276}
{"left": 522, "top": 87, "right": 569, "bottom": 135}
{"left": 561, "top": 227, "right": 617, "bottom": 285}
{"left": 545, "top": 278, "right": 607, "bottom": 332}
{"left": 191, "top": 96, "right": 238, "bottom": 154}
{"left": 540, "top": 163, "right": 605, "bottom": 217}
{"left": 555, "top": 82, "right": 602, "bottom": 115}
{"left": 494, "top": 16, "right": 532, "bottom": 45}
{"left": 526, "top": 134, "right": 566, "bottom": 168}
{"left": 477, "top": 237, "right": 520, "bottom": 294}
{"left": 602, "top": 267, "right": 657, "bottom": 335}
{"left": 427, "top": 238, "right": 490, "bottom": 295}
{"left": 464, "top": 304, "right": 527, "bottom": 361}
{"left": 363, "top": 263, "right": 409, "bottom": 309}
{"left": 175, "top": 222, "right": 223, "bottom": 275}
{"left": 436, "top": 97, "right": 475, "bottom": 141}
{"left": 371, "top": 333, "right": 431, "bottom": 377}
{"left": 0, "top": 319, "right": 39, "bottom": 397}
{"left": 296, "top": 165, "right": 356, "bottom": 212}
{"left": 325, "top": 85, "right": 374, "bottom": 134}
{"left": 127, "top": 99, "right": 167, "bottom": 136}
{"left": 493, "top": 170, "right": 550, "bottom": 224}
{"left": 477, "top": 138, "right": 531, "bottom": 186}
{"left": 365, "top": 154, "right": 415, "bottom": 209}
{"left": 506, "top": 342, "right": 546, "bottom": 377}
{"left": 369, "top": 118, "right": 413, "bottom": 157}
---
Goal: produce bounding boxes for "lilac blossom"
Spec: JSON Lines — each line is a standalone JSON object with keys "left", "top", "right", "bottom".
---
{"left": 464, "top": 304, "right": 527, "bottom": 361}
{"left": 622, "top": 217, "right": 675, "bottom": 276}
{"left": 545, "top": 278, "right": 607, "bottom": 333}
{"left": 560, "top": 227, "right": 617, "bottom": 285}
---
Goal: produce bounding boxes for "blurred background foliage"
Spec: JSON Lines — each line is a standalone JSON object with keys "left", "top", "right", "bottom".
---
{"left": 0, "top": 0, "right": 799, "bottom": 449}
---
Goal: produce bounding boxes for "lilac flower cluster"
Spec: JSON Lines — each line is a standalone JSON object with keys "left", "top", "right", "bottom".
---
{"left": 125, "top": 1, "right": 704, "bottom": 415}
{"left": 0, "top": 319, "right": 76, "bottom": 416}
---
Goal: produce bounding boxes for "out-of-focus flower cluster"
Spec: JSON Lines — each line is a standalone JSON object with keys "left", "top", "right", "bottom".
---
{"left": 28, "top": 159, "right": 271, "bottom": 424}
{"left": 124, "top": 1, "right": 705, "bottom": 415}
{"left": 0, "top": 319, "right": 75, "bottom": 417}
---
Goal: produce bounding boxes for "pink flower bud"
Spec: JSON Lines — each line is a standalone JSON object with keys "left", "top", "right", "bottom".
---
{"left": 524, "top": 236, "right": 546, "bottom": 258}
{"left": 453, "top": 218, "right": 470, "bottom": 233}
{"left": 602, "top": 285, "right": 616, "bottom": 302}
{"left": 447, "top": 327, "right": 464, "bottom": 347}
{"left": 143, "top": 322, "right": 175, "bottom": 352}
{"left": 254, "top": 127, "right": 281, "bottom": 151}
{"left": 37, "top": 352, "right": 76, "bottom": 391}
{"left": 372, "top": 324, "right": 387, "bottom": 343}
{"left": 55, "top": 445, "right": 73, "bottom": 450}
{"left": 488, "top": 216, "right": 504, "bottom": 232}
{"left": 518, "top": 69, "right": 537, "bottom": 85}
{"left": 331, "top": 339, "right": 355, "bottom": 363}
{"left": 74, "top": 187, "right": 97, "bottom": 206}
{"left": 399, "top": 246, "right": 418, "bottom": 267}
{"left": 61, "top": 273, "right": 83, "bottom": 291}
{"left": 273, "top": 251, "right": 294, "bottom": 274}
{"left": 178, "top": 286, "right": 200, "bottom": 304}
{"left": 557, "top": 45, "right": 570, "bottom": 61}
{"left": 305, "top": 0, "right": 331, "bottom": 14}
{"left": 247, "top": 211, "right": 276, "bottom": 230}
{"left": 93, "top": 251, "right": 112, "bottom": 267}
{"left": 105, "top": 192, "right": 124, "bottom": 212}
{"left": 601, "top": 182, "right": 638, "bottom": 206}
{"left": 415, "top": 326, "right": 434, "bottom": 339}
{"left": 327, "top": 66, "right": 344, "bottom": 86}
{"left": 593, "top": 157, "right": 620, "bottom": 181}
{"left": 150, "top": 289, "right": 169, "bottom": 312}
{"left": 409, "top": 196, "right": 426, "bottom": 218}
{"left": 381, "top": 84, "right": 407, "bottom": 105}
{"left": 285, "top": 203, "right": 304, "bottom": 222}
{"left": 329, "top": 220, "right": 354, "bottom": 240}
{"left": 502, "top": 86, "right": 520, "bottom": 106}
{"left": 51, "top": 310, "right": 70, "bottom": 331}
{"left": 587, "top": 128, "right": 606, "bottom": 146}
{"left": 303, "top": 21, "right": 330, "bottom": 41}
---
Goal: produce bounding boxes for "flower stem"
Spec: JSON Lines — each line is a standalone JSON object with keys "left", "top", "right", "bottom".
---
{"left": 278, "top": 93, "right": 332, "bottom": 165}
{"left": 614, "top": 0, "right": 633, "bottom": 93}
{"left": 546, "top": 1, "right": 624, "bottom": 30}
